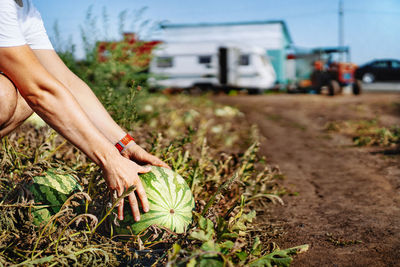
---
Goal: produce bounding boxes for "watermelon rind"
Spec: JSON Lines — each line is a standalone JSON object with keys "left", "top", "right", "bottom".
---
{"left": 116, "top": 166, "right": 195, "bottom": 234}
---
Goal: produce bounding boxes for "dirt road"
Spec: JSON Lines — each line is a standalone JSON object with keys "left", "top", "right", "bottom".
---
{"left": 215, "top": 93, "right": 400, "bottom": 267}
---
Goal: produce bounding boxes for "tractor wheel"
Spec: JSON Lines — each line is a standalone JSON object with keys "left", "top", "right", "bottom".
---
{"left": 352, "top": 80, "right": 363, "bottom": 95}
{"left": 315, "top": 85, "right": 322, "bottom": 94}
{"left": 328, "top": 80, "right": 340, "bottom": 96}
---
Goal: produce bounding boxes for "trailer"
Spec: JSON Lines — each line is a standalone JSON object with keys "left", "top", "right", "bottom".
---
{"left": 149, "top": 42, "right": 276, "bottom": 93}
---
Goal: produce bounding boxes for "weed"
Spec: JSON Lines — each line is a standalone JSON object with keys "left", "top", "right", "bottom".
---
{"left": 325, "top": 233, "right": 362, "bottom": 247}
{"left": 325, "top": 119, "right": 400, "bottom": 147}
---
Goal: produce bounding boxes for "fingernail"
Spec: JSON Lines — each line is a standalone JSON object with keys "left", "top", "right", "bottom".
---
{"left": 119, "top": 215, "right": 123, "bottom": 220}
{"left": 135, "top": 215, "right": 140, "bottom": 221}
{"left": 144, "top": 206, "right": 149, "bottom": 212}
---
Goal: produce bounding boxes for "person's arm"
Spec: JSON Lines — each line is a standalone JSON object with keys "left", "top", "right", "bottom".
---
{"left": 0, "top": 45, "right": 146, "bottom": 221}
{"left": 32, "top": 50, "right": 168, "bottom": 168}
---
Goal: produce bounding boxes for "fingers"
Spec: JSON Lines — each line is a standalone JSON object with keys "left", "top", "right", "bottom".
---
{"left": 117, "top": 189, "right": 124, "bottom": 220}
{"left": 131, "top": 145, "right": 171, "bottom": 169}
{"left": 137, "top": 165, "right": 152, "bottom": 174}
{"left": 136, "top": 181, "right": 149, "bottom": 213}
{"left": 151, "top": 156, "right": 171, "bottom": 169}
{"left": 118, "top": 199, "right": 124, "bottom": 220}
{"left": 125, "top": 178, "right": 149, "bottom": 222}
{"left": 115, "top": 171, "right": 149, "bottom": 222}
{"left": 105, "top": 156, "right": 154, "bottom": 222}
{"left": 142, "top": 153, "right": 170, "bottom": 169}
{"left": 128, "top": 192, "right": 140, "bottom": 221}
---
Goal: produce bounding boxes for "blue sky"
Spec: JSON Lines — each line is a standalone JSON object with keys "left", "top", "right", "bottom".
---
{"left": 35, "top": 0, "right": 400, "bottom": 64}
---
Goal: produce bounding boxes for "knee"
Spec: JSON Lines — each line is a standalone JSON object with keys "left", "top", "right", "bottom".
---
{"left": 0, "top": 75, "right": 17, "bottom": 126}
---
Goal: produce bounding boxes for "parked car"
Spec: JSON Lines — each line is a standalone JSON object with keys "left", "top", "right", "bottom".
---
{"left": 355, "top": 59, "right": 400, "bottom": 83}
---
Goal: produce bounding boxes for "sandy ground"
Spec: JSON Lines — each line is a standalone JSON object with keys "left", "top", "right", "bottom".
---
{"left": 215, "top": 93, "right": 400, "bottom": 267}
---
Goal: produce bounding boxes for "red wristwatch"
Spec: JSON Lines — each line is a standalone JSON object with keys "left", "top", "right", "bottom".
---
{"left": 115, "top": 134, "right": 135, "bottom": 153}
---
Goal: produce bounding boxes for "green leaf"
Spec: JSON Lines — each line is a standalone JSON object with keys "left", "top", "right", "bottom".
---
{"left": 187, "top": 258, "right": 197, "bottom": 267}
{"left": 199, "top": 258, "right": 224, "bottom": 267}
{"left": 251, "top": 236, "right": 261, "bottom": 256}
{"left": 220, "top": 232, "right": 239, "bottom": 240}
{"left": 168, "top": 243, "right": 181, "bottom": 262}
{"left": 197, "top": 215, "right": 214, "bottom": 232}
{"left": 231, "top": 210, "right": 257, "bottom": 232}
{"left": 206, "top": 218, "right": 215, "bottom": 235}
{"left": 219, "top": 240, "right": 234, "bottom": 250}
{"left": 243, "top": 210, "right": 256, "bottom": 222}
{"left": 216, "top": 215, "right": 228, "bottom": 230}
{"left": 236, "top": 251, "right": 248, "bottom": 261}
{"left": 284, "top": 244, "right": 309, "bottom": 255}
{"left": 201, "top": 240, "right": 220, "bottom": 252}
{"left": 190, "top": 217, "right": 215, "bottom": 241}
{"left": 250, "top": 250, "right": 291, "bottom": 267}
{"left": 216, "top": 216, "right": 231, "bottom": 241}
{"left": 190, "top": 229, "right": 211, "bottom": 242}
{"left": 219, "top": 240, "right": 234, "bottom": 254}
{"left": 249, "top": 245, "right": 309, "bottom": 267}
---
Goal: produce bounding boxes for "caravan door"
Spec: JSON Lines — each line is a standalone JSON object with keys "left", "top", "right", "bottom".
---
{"left": 218, "top": 47, "right": 239, "bottom": 87}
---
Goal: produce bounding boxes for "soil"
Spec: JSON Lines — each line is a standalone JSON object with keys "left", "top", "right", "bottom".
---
{"left": 215, "top": 93, "right": 400, "bottom": 267}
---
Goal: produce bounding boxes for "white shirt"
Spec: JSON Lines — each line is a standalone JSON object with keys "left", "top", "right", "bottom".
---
{"left": 0, "top": 0, "right": 53, "bottom": 49}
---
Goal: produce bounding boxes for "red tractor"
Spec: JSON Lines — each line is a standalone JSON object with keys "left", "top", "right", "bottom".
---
{"left": 291, "top": 47, "right": 362, "bottom": 96}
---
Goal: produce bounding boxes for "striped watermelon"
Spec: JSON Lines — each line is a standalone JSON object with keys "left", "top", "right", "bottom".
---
{"left": 116, "top": 166, "right": 195, "bottom": 234}
{"left": 27, "top": 169, "right": 83, "bottom": 225}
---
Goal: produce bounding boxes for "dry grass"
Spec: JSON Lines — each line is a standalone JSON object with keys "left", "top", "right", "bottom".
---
{"left": 0, "top": 93, "right": 305, "bottom": 266}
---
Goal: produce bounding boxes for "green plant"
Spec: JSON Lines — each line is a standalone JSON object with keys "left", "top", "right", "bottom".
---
{"left": 325, "top": 119, "right": 400, "bottom": 147}
{"left": 0, "top": 93, "right": 307, "bottom": 265}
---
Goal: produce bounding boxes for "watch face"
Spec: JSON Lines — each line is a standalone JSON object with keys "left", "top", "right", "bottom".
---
{"left": 15, "top": 0, "right": 23, "bottom": 7}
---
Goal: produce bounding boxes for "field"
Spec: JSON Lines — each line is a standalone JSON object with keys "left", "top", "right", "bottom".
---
{"left": 0, "top": 90, "right": 311, "bottom": 266}
{"left": 216, "top": 92, "right": 400, "bottom": 266}
{"left": 2, "top": 8, "right": 398, "bottom": 264}
{"left": 2, "top": 73, "right": 399, "bottom": 266}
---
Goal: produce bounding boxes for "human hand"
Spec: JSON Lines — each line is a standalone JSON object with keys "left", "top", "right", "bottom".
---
{"left": 121, "top": 142, "right": 170, "bottom": 169}
{"left": 102, "top": 154, "right": 151, "bottom": 221}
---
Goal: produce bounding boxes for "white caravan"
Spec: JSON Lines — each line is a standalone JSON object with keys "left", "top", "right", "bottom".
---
{"left": 149, "top": 42, "right": 276, "bottom": 92}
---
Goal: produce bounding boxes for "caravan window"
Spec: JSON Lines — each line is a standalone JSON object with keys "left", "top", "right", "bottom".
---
{"left": 157, "top": 57, "right": 173, "bottom": 68}
{"left": 198, "top": 56, "right": 212, "bottom": 64}
{"left": 239, "top": 55, "right": 250, "bottom": 66}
